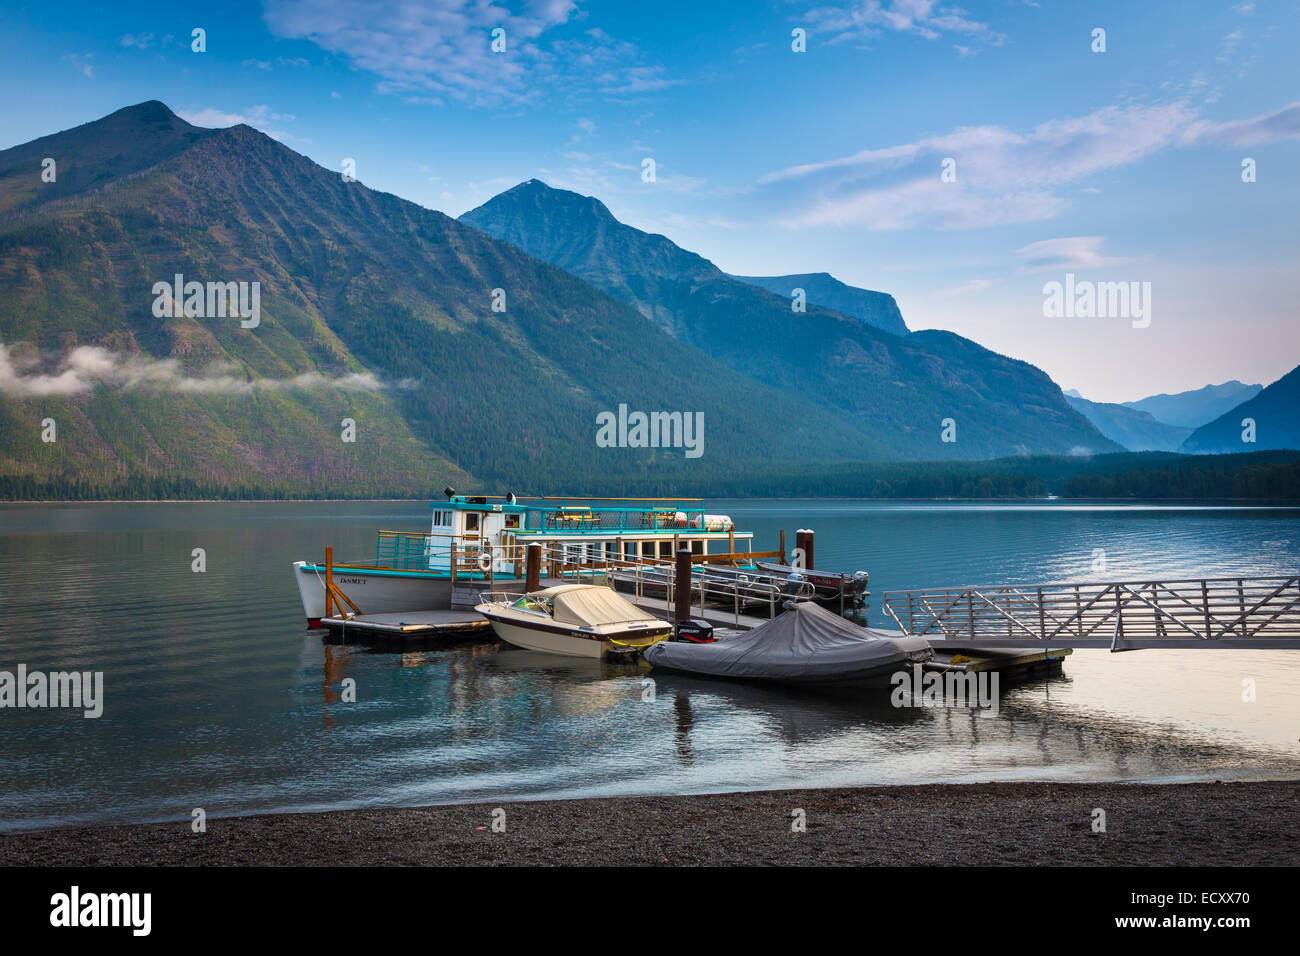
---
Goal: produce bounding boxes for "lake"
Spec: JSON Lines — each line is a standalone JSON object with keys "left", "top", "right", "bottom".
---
{"left": 1, "top": 498, "right": 1297, "bottom": 832}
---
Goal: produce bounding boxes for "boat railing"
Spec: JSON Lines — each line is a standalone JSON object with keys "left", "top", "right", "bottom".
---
{"left": 528, "top": 505, "right": 709, "bottom": 534}
{"left": 369, "top": 533, "right": 812, "bottom": 622}
{"left": 374, "top": 531, "right": 499, "bottom": 574}
{"left": 525, "top": 541, "right": 812, "bottom": 623}
{"left": 374, "top": 530, "right": 434, "bottom": 570}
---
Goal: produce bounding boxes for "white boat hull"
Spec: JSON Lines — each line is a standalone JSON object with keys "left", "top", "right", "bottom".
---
{"left": 292, "top": 561, "right": 452, "bottom": 626}
{"left": 487, "top": 617, "right": 612, "bottom": 658}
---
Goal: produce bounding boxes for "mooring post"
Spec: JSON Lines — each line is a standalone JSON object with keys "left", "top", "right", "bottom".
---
{"left": 674, "top": 548, "right": 691, "bottom": 622}
{"left": 325, "top": 546, "right": 334, "bottom": 618}
{"left": 803, "top": 529, "right": 815, "bottom": 571}
{"left": 779, "top": 529, "right": 786, "bottom": 565}
{"left": 526, "top": 543, "right": 541, "bottom": 593}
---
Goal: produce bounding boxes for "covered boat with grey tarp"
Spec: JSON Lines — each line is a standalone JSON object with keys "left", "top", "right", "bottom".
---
{"left": 643, "top": 601, "right": 932, "bottom": 686}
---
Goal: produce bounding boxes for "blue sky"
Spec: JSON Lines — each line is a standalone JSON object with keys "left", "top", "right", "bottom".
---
{"left": 1, "top": 0, "right": 1297, "bottom": 403}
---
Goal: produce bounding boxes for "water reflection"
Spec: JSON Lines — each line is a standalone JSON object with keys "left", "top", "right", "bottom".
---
{"left": 1, "top": 499, "right": 1297, "bottom": 832}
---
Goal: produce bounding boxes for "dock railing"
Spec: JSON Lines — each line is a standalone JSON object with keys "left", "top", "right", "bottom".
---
{"left": 367, "top": 533, "right": 815, "bottom": 623}
{"left": 521, "top": 542, "right": 812, "bottom": 624}
{"left": 882, "top": 576, "right": 1300, "bottom": 649}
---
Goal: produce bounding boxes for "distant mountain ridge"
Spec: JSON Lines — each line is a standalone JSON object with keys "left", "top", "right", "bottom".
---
{"left": 1122, "top": 380, "right": 1262, "bottom": 429}
{"left": 728, "top": 272, "right": 908, "bottom": 335}
{"left": 0, "top": 102, "right": 900, "bottom": 496}
{"left": 1064, "top": 394, "right": 1192, "bottom": 452}
{"left": 460, "top": 179, "right": 1117, "bottom": 460}
{"left": 1181, "top": 366, "right": 1300, "bottom": 454}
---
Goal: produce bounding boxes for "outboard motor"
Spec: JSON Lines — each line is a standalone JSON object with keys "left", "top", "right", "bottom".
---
{"left": 785, "top": 571, "right": 806, "bottom": 596}
{"left": 673, "top": 619, "right": 715, "bottom": 643}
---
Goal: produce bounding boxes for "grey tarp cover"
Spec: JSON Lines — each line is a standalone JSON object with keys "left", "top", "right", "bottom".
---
{"left": 643, "top": 601, "right": 932, "bottom": 684}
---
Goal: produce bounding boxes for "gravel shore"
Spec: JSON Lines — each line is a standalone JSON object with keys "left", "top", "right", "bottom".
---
{"left": 3, "top": 780, "right": 1296, "bottom": 866}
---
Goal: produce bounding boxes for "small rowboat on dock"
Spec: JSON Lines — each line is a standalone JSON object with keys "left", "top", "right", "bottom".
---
{"left": 755, "top": 562, "right": 869, "bottom": 608}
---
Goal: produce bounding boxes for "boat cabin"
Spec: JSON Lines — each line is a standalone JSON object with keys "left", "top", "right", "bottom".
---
{"left": 422, "top": 495, "right": 748, "bottom": 575}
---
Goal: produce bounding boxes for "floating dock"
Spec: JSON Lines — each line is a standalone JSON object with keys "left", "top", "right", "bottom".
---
{"left": 320, "top": 609, "right": 491, "bottom": 640}
{"left": 926, "top": 646, "right": 1071, "bottom": 684}
{"left": 324, "top": 548, "right": 1075, "bottom": 683}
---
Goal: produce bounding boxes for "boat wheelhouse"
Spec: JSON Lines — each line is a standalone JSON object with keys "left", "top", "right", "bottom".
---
{"left": 292, "top": 494, "right": 752, "bottom": 626}
{"left": 428, "top": 494, "right": 747, "bottom": 574}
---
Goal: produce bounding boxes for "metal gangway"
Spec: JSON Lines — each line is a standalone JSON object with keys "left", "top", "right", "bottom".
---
{"left": 882, "top": 576, "right": 1300, "bottom": 649}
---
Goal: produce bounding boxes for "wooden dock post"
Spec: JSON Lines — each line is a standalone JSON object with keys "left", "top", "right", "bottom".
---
{"left": 526, "top": 543, "right": 541, "bottom": 593}
{"left": 674, "top": 548, "right": 692, "bottom": 622}
{"left": 779, "top": 529, "right": 786, "bottom": 565}
{"left": 321, "top": 545, "right": 360, "bottom": 619}
{"left": 800, "top": 529, "right": 815, "bottom": 570}
{"left": 325, "top": 546, "right": 334, "bottom": 618}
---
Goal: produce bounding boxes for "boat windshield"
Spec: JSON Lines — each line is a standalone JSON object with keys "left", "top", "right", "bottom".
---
{"left": 510, "top": 595, "right": 550, "bottom": 615}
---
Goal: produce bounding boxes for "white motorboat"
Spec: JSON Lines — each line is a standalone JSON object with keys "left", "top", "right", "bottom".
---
{"left": 475, "top": 584, "right": 671, "bottom": 658}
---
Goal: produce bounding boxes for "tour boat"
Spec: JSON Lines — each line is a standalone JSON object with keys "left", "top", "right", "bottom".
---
{"left": 475, "top": 585, "right": 672, "bottom": 658}
{"left": 291, "top": 492, "right": 754, "bottom": 627}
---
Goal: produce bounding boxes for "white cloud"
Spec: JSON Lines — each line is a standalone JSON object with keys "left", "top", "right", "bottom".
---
{"left": 119, "top": 33, "right": 155, "bottom": 49}
{"left": 1217, "top": 28, "right": 1244, "bottom": 63}
{"left": 0, "top": 344, "right": 395, "bottom": 398}
{"left": 263, "top": 1, "right": 676, "bottom": 105}
{"left": 178, "top": 105, "right": 297, "bottom": 141}
{"left": 263, "top": 0, "right": 572, "bottom": 104}
{"left": 1181, "top": 100, "right": 1300, "bottom": 147}
{"left": 933, "top": 277, "right": 997, "bottom": 297}
{"left": 754, "top": 100, "right": 1300, "bottom": 230}
{"left": 63, "top": 54, "right": 94, "bottom": 78}
{"left": 1012, "top": 236, "right": 1131, "bottom": 273}
{"left": 568, "top": 117, "right": 595, "bottom": 144}
{"left": 805, "top": 0, "right": 1003, "bottom": 47}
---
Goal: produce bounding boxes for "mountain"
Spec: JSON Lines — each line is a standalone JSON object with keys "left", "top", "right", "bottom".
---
{"left": 1064, "top": 395, "right": 1192, "bottom": 452}
{"left": 728, "top": 272, "right": 908, "bottom": 335}
{"left": 0, "top": 100, "right": 216, "bottom": 218}
{"left": 1121, "top": 380, "right": 1262, "bottom": 429}
{"left": 460, "top": 180, "right": 1117, "bottom": 461}
{"left": 0, "top": 101, "right": 897, "bottom": 498}
{"left": 1181, "top": 366, "right": 1300, "bottom": 454}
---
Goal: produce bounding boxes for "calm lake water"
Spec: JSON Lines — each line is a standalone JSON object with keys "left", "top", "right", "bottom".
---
{"left": 1, "top": 499, "right": 1298, "bottom": 832}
